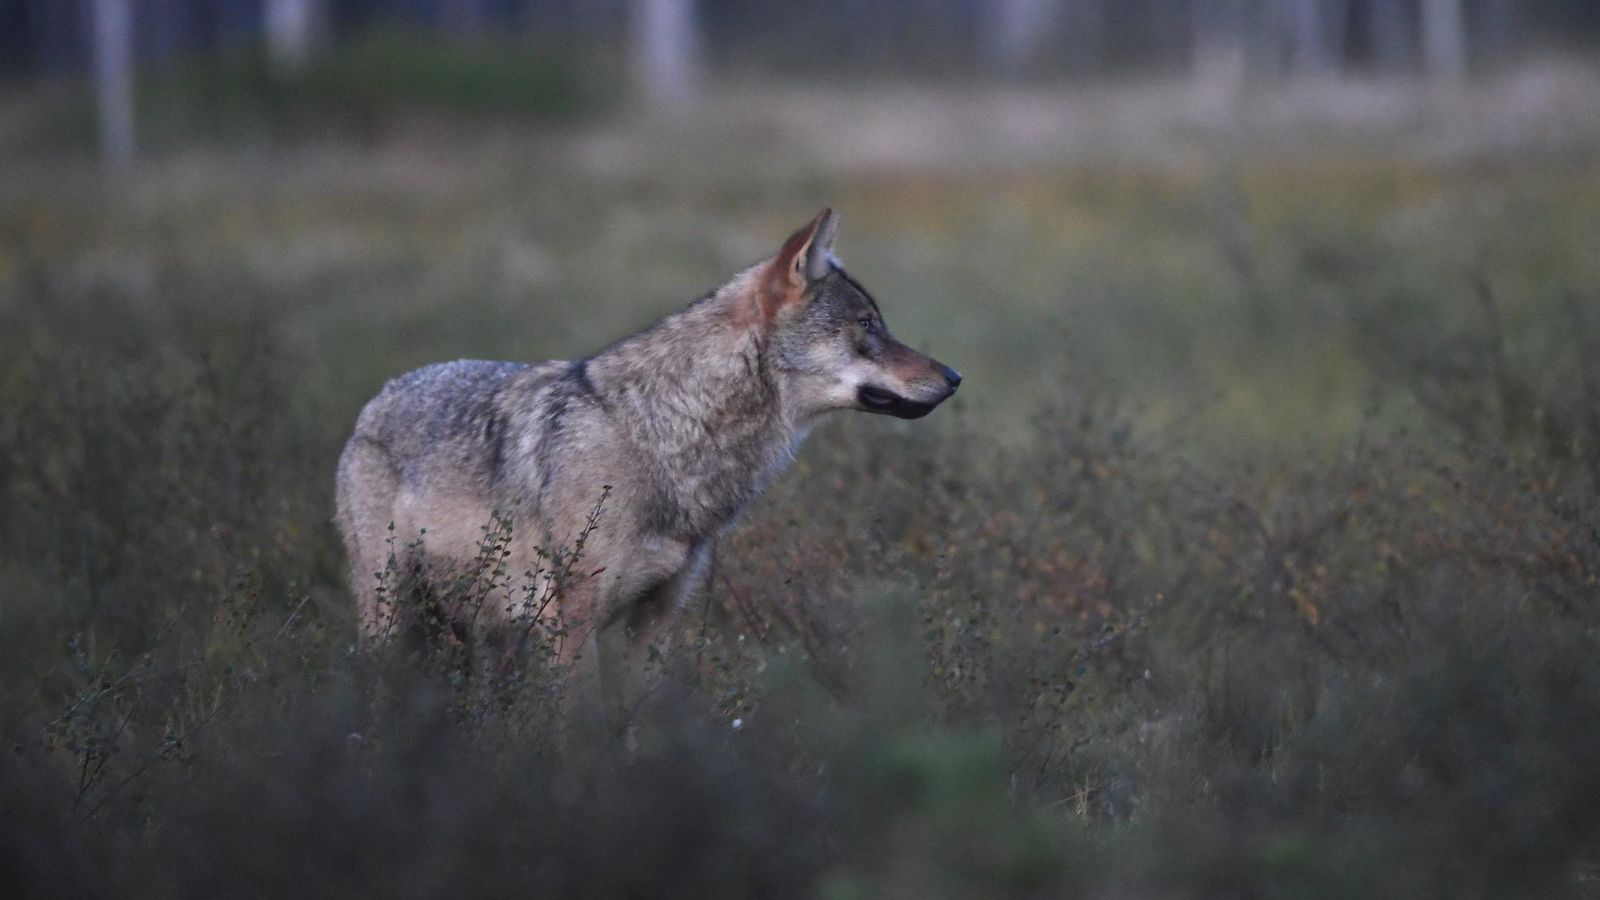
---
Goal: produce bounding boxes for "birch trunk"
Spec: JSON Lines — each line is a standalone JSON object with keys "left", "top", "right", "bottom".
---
{"left": 1368, "top": 0, "right": 1413, "bottom": 72}
{"left": 1192, "top": 0, "right": 1246, "bottom": 86}
{"left": 633, "top": 0, "right": 700, "bottom": 108}
{"left": 91, "top": 0, "right": 135, "bottom": 166}
{"left": 265, "top": 0, "right": 324, "bottom": 74}
{"left": 1421, "top": 0, "right": 1468, "bottom": 80}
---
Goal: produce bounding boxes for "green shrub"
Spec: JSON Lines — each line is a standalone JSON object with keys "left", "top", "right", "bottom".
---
{"left": 3, "top": 138, "right": 1599, "bottom": 897}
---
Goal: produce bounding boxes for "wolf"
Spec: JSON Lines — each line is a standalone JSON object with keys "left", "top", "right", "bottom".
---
{"left": 335, "top": 209, "right": 960, "bottom": 721}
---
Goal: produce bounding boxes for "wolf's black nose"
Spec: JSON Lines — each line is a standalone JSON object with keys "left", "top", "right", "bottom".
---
{"left": 942, "top": 366, "right": 963, "bottom": 390}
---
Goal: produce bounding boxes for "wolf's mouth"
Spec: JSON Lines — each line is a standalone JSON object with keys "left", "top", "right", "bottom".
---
{"left": 857, "top": 384, "right": 939, "bottom": 419}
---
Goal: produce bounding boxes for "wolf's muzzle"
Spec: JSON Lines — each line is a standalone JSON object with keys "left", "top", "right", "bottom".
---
{"left": 857, "top": 366, "right": 961, "bottom": 420}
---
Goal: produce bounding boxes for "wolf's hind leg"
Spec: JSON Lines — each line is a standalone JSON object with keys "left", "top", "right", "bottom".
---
{"left": 550, "top": 626, "right": 627, "bottom": 755}
{"left": 336, "top": 437, "right": 402, "bottom": 646}
{"left": 549, "top": 573, "right": 617, "bottom": 750}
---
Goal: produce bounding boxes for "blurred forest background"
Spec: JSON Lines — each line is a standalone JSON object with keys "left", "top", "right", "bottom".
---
{"left": 10, "top": 0, "right": 1600, "bottom": 163}
{"left": 4, "top": 2, "right": 1600, "bottom": 899}
{"left": 10, "top": 0, "right": 1600, "bottom": 81}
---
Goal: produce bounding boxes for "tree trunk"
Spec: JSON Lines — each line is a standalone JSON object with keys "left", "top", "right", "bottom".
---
{"left": 1474, "top": 0, "right": 1518, "bottom": 67}
{"left": 1367, "top": 0, "right": 1413, "bottom": 73}
{"left": 91, "top": 0, "right": 135, "bottom": 167}
{"left": 1421, "top": 0, "right": 1468, "bottom": 79}
{"left": 1243, "top": 0, "right": 1287, "bottom": 78}
{"left": 633, "top": 0, "right": 700, "bottom": 108}
{"left": 1322, "top": 0, "right": 1354, "bottom": 71}
{"left": 1285, "top": 0, "right": 1341, "bottom": 77}
{"left": 1060, "top": 0, "right": 1104, "bottom": 74}
{"left": 988, "top": 0, "right": 1056, "bottom": 77}
{"left": 1192, "top": 0, "right": 1246, "bottom": 86}
{"left": 145, "top": 0, "right": 186, "bottom": 61}
{"left": 265, "top": 0, "right": 325, "bottom": 74}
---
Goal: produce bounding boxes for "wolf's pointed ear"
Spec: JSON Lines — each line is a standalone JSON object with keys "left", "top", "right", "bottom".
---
{"left": 753, "top": 209, "right": 838, "bottom": 327}
{"left": 774, "top": 208, "right": 839, "bottom": 291}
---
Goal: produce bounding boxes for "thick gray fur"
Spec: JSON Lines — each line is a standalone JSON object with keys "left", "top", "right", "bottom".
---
{"left": 334, "top": 209, "right": 960, "bottom": 726}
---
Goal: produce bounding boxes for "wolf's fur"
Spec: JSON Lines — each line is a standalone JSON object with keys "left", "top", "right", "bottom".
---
{"left": 335, "top": 209, "right": 959, "bottom": 721}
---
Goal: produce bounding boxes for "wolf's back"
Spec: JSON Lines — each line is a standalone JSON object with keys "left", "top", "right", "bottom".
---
{"left": 350, "top": 360, "right": 531, "bottom": 472}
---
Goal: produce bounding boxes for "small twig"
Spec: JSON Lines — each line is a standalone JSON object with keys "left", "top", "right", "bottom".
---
{"left": 718, "top": 566, "right": 770, "bottom": 645}
{"left": 274, "top": 594, "right": 312, "bottom": 642}
{"left": 75, "top": 697, "right": 138, "bottom": 809}
{"left": 762, "top": 593, "right": 849, "bottom": 701}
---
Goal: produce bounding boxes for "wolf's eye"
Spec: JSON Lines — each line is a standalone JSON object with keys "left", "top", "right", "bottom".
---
{"left": 854, "top": 318, "right": 877, "bottom": 355}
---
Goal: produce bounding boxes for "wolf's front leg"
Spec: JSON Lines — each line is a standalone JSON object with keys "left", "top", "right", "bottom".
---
{"left": 622, "top": 542, "right": 714, "bottom": 697}
{"left": 557, "top": 537, "right": 709, "bottom": 750}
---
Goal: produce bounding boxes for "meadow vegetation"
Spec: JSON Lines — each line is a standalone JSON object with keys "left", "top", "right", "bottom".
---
{"left": 2, "top": 62, "right": 1599, "bottom": 897}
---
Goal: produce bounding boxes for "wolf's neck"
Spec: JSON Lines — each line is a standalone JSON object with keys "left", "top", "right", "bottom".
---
{"left": 588, "top": 283, "right": 802, "bottom": 537}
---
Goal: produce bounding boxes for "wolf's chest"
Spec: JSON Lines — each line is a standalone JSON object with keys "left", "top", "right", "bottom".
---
{"left": 650, "top": 424, "right": 800, "bottom": 539}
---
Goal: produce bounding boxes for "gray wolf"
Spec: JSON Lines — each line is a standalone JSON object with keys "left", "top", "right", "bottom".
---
{"left": 334, "top": 209, "right": 960, "bottom": 722}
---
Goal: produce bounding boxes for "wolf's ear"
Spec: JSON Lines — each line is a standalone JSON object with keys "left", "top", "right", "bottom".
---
{"left": 755, "top": 209, "right": 838, "bottom": 326}
{"left": 774, "top": 208, "right": 839, "bottom": 290}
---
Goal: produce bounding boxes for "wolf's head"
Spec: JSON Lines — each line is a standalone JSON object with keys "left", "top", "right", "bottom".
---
{"left": 747, "top": 209, "right": 961, "bottom": 421}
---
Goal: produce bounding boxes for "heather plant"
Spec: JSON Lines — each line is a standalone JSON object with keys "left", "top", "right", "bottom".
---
{"left": 4, "top": 368, "right": 1600, "bottom": 897}
{"left": 3, "top": 115, "right": 1600, "bottom": 896}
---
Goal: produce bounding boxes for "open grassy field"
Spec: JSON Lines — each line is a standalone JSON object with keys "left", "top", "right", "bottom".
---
{"left": 3, "top": 58, "right": 1600, "bottom": 897}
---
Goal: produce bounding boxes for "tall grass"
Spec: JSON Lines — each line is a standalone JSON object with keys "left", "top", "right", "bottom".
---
{"left": 2, "top": 103, "right": 1599, "bottom": 897}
